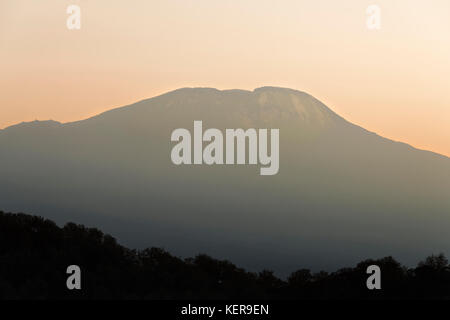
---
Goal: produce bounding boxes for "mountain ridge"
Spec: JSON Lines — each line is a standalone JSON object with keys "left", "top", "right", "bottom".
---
{"left": 1, "top": 87, "right": 448, "bottom": 160}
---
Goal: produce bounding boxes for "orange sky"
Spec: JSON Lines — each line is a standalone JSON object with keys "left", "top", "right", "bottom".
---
{"left": 1, "top": 0, "right": 449, "bottom": 156}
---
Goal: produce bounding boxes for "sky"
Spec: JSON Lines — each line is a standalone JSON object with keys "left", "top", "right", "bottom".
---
{"left": 1, "top": 0, "right": 449, "bottom": 156}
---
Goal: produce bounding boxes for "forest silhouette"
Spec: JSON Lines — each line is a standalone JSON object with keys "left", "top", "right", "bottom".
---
{"left": 0, "top": 210, "right": 449, "bottom": 300}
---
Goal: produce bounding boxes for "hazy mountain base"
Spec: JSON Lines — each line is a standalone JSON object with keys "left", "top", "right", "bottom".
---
{"left": 0, "top": 87, "right": 449, "bottom": 277}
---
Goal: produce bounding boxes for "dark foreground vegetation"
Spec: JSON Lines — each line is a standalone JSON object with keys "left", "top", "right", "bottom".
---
{"left": 0, "top": 211, "right": 449, "bottom": 299}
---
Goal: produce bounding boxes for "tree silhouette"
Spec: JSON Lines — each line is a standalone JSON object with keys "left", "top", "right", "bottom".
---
{"left": 1, "top": 210, "right": 450, "bottom": 299}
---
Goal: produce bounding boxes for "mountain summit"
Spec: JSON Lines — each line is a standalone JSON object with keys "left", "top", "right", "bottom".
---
{"left": 0, "top": 87, "right": 449, "bottom": 276}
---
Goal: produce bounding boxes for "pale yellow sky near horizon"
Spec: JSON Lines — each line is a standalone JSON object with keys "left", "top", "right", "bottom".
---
{"left": 1, "top": 0, "right": 449, "bottom": 156}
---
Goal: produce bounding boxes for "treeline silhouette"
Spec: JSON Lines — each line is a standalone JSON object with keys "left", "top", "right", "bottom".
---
{"left": 1, "top": 210, "right": 449, "bottom": 299}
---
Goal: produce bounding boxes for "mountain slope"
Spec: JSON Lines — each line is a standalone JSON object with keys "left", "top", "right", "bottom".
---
{"left": 0, "top": 87, "right": 449, "bottom": 276}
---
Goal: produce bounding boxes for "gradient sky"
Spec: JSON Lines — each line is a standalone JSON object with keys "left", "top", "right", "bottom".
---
{"left": 1, "top": 0, "right": 449, "bottom": 156}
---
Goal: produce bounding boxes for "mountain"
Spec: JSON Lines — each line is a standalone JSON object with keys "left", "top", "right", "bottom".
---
{"left": 1, "top": 87, "right": 449, "bottom": 276}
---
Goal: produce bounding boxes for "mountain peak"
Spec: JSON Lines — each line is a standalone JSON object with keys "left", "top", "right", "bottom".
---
{"left": 68, "top": 87, "right": 345, "bottom": 130}
{"left": 249, "top": 87, "right": 344, "bottom": 127}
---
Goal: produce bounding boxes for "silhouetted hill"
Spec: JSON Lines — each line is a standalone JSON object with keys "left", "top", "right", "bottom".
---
{"left": 0, "top": 87, "right": 449, "bottom": 276}
{"left": 1, "top": 210, "right": 450, "bottom": 299}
